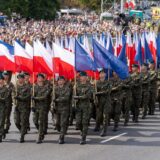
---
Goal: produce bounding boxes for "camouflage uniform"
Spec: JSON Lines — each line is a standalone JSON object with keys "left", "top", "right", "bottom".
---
{"left": 74, "top": 82, "right": 92, "bottom": 144}
{"left": 110, "top": 78, "right": 123, "bottom": 131}
{"left": 121, "top": 77, "right": 133, "bottom": 126}
{"left": 54, "top": 84, "right": 71, "bottom": 144}
{"left": 95, "top": 80, "right": 111, "bottom": 136}
{"left": 131, "top": 72, "right": 142, "bottom": 122}
{"left": 4, "top": 81, "right": 14, "bottom": 133}
{"left": 32, "top": 83, "right": 50, "bottom": 143}
{"left": 0, "top": 85, "right": 9, "bottom": 142}
{"left": 141, "top": 72, "right": 150, "bottom": 119}
{"left": 148, "top": 70, "right": 157, "bottom": 115}
{"left": 14, "top": 83, "right": 31, "bottom": 142}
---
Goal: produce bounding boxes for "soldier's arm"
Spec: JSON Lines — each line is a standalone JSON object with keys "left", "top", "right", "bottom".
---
{"left": 18, "top": 87, "right": 31, "bottom": 101}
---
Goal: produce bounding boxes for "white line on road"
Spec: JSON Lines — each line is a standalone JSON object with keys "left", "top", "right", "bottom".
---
{"left": 100, "top": 133, "right": 127, "bottom": 144}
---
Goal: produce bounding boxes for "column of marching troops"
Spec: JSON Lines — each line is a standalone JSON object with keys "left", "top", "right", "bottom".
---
{"left": 0, "top": 60, "right": 159, "bottom": 145}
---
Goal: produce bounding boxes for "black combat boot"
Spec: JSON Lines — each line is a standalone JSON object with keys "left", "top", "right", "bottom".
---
{"left": 94, "top": 124, "right": 100, "bottom": 132}
{"left": 100, "top": 128, "right": 107, "bottom": 137}
{"left": 80, "top": 135, "right": 86, "bottom": 145}
{"left": 2, "top": 132, "right": 6, "bottom": 139}
{"left": 20, "top": 135, "right": 25, "bottom": 143}
{"left": 59, "top": 135, "right": 64, "bottom": 144}
{"left": 36, "top": 136, "right": 42, "bottom": 144}
{"left": 0, "top": 135, "right": 2, "bottom": 143}
{"left": 113, "top": 123, "right": 118, "bottom": 132}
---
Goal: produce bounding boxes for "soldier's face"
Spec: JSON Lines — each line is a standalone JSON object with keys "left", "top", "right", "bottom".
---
{"left": 37, "top": 77, "right": 44, "bottom": 83}
{"left": 3, "top": 75, "right": 9, "bottom": 81}
{"left": 132, "top": 67, "right": 138, "bottom": 72}
{"left": 0, "top": 79, "right": 4, "bottom": 85}
{"left": 80, "top": 76, "right": 87, "bottom": 83}
{"left": 141, "top": 66, "right": 147, "bottom": 73}
{"left": 58, "top": 79, "right": 65, "bottom": 86}
{"left": 149, "top": 64, "right": 154, "bottom": 70}
{"left": 18, "top": 78, "right": 25, "bottom": 84}
{"left": 25, "top": 75, "right": 30, "bottom": 81}
{"left": 99, "top": 72, "right": 106, "bottom": 79}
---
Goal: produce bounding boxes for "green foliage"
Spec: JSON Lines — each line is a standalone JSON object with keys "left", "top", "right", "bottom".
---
{"left": 0, "top": 0, "right": 59, "bottom": 20}
{"left": 78, "top": 0, "right": 100, "bottom": 10}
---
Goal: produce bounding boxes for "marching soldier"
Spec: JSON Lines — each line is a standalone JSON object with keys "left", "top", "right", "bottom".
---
{"left": 3, "top": 71, "right": 15, "bottom": 134}
{"left": 122, "top": 75, "right": 133, "bottom": 126}
{"left": 24, "top": 72, "right": 32, "bottom": 132}
{"left": 131, "top": 64, "right": 142, "bottom": 123}
{"left": 32, "top": 73, "right": 50, "bottom": 144}
{"left": 52, "top": 76, "right": 71, "bottom": 144}
{"left": 148, "top": 61, "right": 157, "bottom": 115}
{"left": 74, "top": 72, "right": 92, "bottom": 145}
{"left": 0, "top": 74, "right": 9, "bottom": 142}
{"left": 141, "top": 63, "right": 150, "bottom": 119}
{"left": 110, "top": 72, "right": 123, "bottom": 131}
{"left": 14, "top": 73, "right": 31, "bottom": 143}
{"left": 94, "top": 69, "right": 111, "bottom": 136}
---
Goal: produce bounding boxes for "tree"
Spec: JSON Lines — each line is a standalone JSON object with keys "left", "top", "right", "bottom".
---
{"left": 0, "top": 0, "right": 59, "bottom": 20}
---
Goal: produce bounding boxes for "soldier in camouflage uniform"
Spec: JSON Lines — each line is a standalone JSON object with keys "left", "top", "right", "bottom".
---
{"left": 74, "top": 72, "right": 92, "bottom": 145}
{"left": 110, "top": 72, "right": 123, "bottom": 131}
{"left": 0, "top": 74, "right": 9, "bottom": 142}
{"left": 32, "top": 73, "right": 51, "bottom": 144}
{"left": 3, "top": 71, "right": 15, "bottom": 134}
{"left": 43, "top": 75, "right": 52, "bottom": 134}
{"left": 24, "top": 72, "right": 32, "bottom": 132}
{"left": 131, "top": 64, "right": 142, "bottom": 123}
{"left": 52, "top": 76, "right": 71, "bottom": 144}
{"left": 14, "top": 73, "right": 31, "bottom": 143}
{"left": 141, "top": 63, "right": 150, "bottom": 119}
{"left": 94, "top": 69, "right": 111, "bottom": 136}
{"left": 148, "top": 61, "right": 157, "bottom": 115}
{"left": 121, "top": 76, "right": 133, "bottom": 126}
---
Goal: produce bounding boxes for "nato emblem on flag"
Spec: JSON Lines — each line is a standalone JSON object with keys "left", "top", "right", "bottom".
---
{"left": 75, "top": 39, "right": 97, "bottom": 71}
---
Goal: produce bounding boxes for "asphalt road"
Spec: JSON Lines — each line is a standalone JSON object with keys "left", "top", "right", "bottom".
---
{"left": 0, "top": 105, "right": 160, "bottom": 160}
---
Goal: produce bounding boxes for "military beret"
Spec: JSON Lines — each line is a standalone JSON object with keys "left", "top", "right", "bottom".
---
{"left": 79, "top": 71, "right": 87, "bottom": 77}
{"left": 149, "top": 60, "right": 155, "bottom": 64}
{"left": 24, "top": 72, "right": 30, "bottom": 76}
{"left": 17, "top": 73, "right": 25, "bottom": 79}
{"left": 0, "top": 74, "right": 4, "bottom": 80}
{"left": 99, "top": 68, "right": 106, "bottom": 73}
{"left": 132, "top": 64, "right": 139, "bottom": 68}
{"left": 142, "top": 63, "right": 148, "bottom": 67}
{"left": 37, "top": 73, "right": 45, "bottom": 79}
{"left": 2, "top": 71, "right": 9, "bottom": 76}
{"left": 58, "top": 76, "right": 65, "bottom": 81}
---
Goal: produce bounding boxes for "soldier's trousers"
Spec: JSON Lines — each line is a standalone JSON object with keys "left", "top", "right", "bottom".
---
{"left": 4, "top": 103, "right": 12, "bottom": 131}
{"left": 149, "top": 89, "right": 157, "bottom": 114}
{"left": 131, "top": 94, "right": 141, "bottom": 121}
{"left": 33, "top": 107, "right": 47, "bottom": 137}
{"left": 14, "top": 106, "right": 28, "bottom": 136}
{"left": 56, "top": 110, "right": 69, "bottom": 136}
{"left": 141, "top": 91, "right": 149, "bottom": 117}
{"left": 122, "top": 95, "right": 132, "bottom": 124}
{"left": 0, "top": 106, "right": 5, "bottom": 136}
{"left": 110, "top": 100, "right": 121, "bottom": 126}
{"left": 76, "top": 105, "right": 90, "bottom": 136}
{"left": 96, "top": 98, "right": 111, "bottom": 131}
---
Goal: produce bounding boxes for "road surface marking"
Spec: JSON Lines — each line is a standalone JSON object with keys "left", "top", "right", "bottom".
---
{"left": 100, "top": 133, "right": 127, "bottom": 144}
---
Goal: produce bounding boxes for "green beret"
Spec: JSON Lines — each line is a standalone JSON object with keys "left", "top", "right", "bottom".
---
{"left": 58, "top": 76, "right": 65, "bottom": 81}
{"left": 79, "top": 71, "right": 87, "bottom": 77}
{"left": 132, "top": 64, "right": 139, "bottom": 68}
{"left": 37, "top": 73, "right": 45, "bottom": 79}
{"left": 99, "top": 68, "right": 106, "bottom": 73}
{"left": 2, "top": 71, "right": 9, "bottom": 76}
{"left": 17, "top": 73, "right": 25, "bottom": 79}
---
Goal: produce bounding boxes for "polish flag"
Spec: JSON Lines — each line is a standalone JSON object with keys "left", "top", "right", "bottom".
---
{"left": 33, "top": 41, "right": 53, "bottom": 75}
{"left": 53, "top": 42, "right": 75, "bottom": 80}
{"left": 0, "top": 41, "right": 15, "bottom": 71}
{"left": 149, "top": 32, "right": 157, "bottom": 63}
{"left": 126, "top": 32, "right": 134, "bottom": 70}
{"left": 14, "top": 41, "right": 33, "bottom": 73}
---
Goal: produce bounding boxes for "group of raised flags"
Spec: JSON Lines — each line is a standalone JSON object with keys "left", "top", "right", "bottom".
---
{"left": 0, "top": 31, "right": 160, "bottom": 80}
